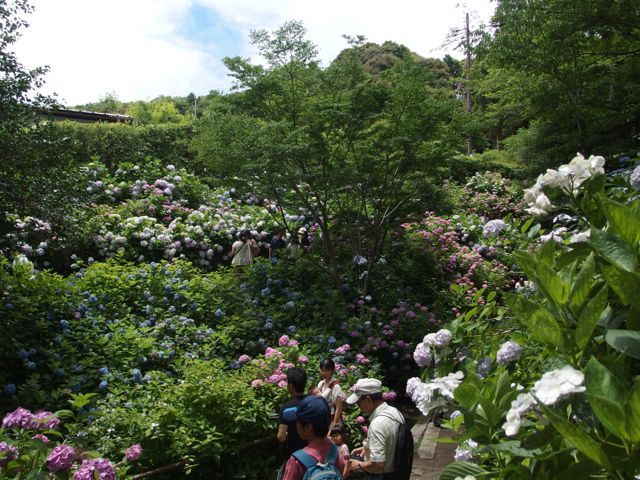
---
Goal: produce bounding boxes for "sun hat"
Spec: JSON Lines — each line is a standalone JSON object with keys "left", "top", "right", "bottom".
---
{"left": 298, "top": 227, "right": 307, "bottom": 234}
{"left": 346, "top": 378, "right": 382, "bottom": 405}
{"left": 282, "top": 395, "right": 331, "bottom": 425}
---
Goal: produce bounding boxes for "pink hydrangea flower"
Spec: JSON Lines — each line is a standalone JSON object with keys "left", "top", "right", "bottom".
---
{"left": 277, "top": 380, "right": 287, "bottom": 388}
{"left": 238, "top": 355, "right": 251, "bottom": 364}
{"left": 265, "top": 347, "right": 282, "bottom": 357}
{"left": 278, "top": 335, "right": 289, "bottom": 346}
{"left": 251, "top": 379, "right": 264, "bottom": 388}
{"left": 356, "top": 416, "right": 366, "bottom": 424}
{"left": 298, "top": 355, "right": 308, "bottom": 363}
{"left": 32, "top": 434, "right": 49, "bottom": 443}
{"left": 125, "top": 444, "right": 142, "bottom": 462}
{"left": 361, "top": 426, "right": 368, "bottom": 435}
{"left": 383, "top": 391, "right": 397, "bottom": 401}
{"left": 287, "top": 339, "right": 299, "bottom": 347}
{"left": 2, "top": 407, "right": 33, "bottom": 429}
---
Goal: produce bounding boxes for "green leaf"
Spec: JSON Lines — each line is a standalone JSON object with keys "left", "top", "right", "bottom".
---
{"left": 485, "top": 440, "right": 544, "bottom": 458}
{"left": 537, "top": 401, "right": 611, "bottom": 470}
{"left": 438, "top": 461, "right": 487, "bottom": 480}
{"left": 575, "top": 286, "right": 607, "bottom": 350}
{"left": 520, "top": 217, "right": 534, "bottom": 234}
{"left": 584, "top": 358, "right": 627, "bottom": 439}
{"left": 569, "top": 254, "right": 595, "bottom": 315}
{"left": 600, "top": 265, "right": 640, "bottom": 310}
{"left": 605, "top": 330, "right": 640, "bottom": 359}
{"left": 601, "top": 197, "right": 640, "bottom": 246}
{"left": 505, "top": 294, "right": 563, "bottom": 347}
{"left": 590, "top": 228, "right": 638, "bottom": 273}
{"left": 625, "top": 380, "right": 640, "bottom": 443}
{"left": 454, "top": 382, "right": 480, "bottom": 410}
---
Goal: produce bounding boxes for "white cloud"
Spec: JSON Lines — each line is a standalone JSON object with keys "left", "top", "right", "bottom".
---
{"left": 13, "top": 0, "right": 495, "bottom": 105}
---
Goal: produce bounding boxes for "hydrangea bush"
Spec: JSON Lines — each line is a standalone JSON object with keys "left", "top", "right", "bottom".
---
{"left": 414, "top": 155, "right": 640, "bottom": 479}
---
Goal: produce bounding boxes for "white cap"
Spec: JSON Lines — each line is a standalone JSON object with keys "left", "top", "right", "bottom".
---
{"left": 346, "top": 378, "right": 382, "bottom": 404}
{"left": 298, "top": 227, "right": 307, "bottom": 234}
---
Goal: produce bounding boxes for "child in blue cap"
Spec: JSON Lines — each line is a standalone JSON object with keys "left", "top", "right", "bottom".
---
{"left": 281, "top": 396, "right": 346, "bottom": 480}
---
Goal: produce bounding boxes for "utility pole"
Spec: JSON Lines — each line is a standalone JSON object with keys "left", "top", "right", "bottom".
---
{"left": 465, "top": 12, "right": 473, "bottom": 155}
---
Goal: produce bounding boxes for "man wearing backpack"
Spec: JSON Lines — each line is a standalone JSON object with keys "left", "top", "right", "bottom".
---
{"left": 281, "top": 395, "right": 345, "bottom": 480}
{"left": 346, "top": 378, "right": 412, "bottom": 480}
{"left": 277, "top": 368, "right": 309, "bottom": 479}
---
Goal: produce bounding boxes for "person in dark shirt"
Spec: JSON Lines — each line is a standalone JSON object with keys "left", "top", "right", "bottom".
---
{"left": 277, "top": 367, "right": 308, "bottom": 479}
{"left": 269, "top": 228, "right": 287, "bottom": 259}
{"left": 298, "top": 228, "right": 311, "bottom": 254}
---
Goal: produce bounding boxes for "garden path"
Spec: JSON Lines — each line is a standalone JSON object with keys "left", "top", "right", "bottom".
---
{"left": 410, "top": 417, "right": 457, "bottom": 480}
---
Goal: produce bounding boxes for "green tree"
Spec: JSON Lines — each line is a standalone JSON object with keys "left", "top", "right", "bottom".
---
{"left": 193, "top": 21, "right": 464, "bottom": 301}
{"left": 480, "top": 0, "right": 640, "bottom": 163}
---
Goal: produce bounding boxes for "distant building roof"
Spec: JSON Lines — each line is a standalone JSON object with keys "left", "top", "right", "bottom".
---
{"left": 37, "top": 107, "right": 133, "bottom": 124}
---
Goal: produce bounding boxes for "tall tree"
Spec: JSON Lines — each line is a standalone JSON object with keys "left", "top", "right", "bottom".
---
{"left": 193, "top": 21, "right": 463, "bottom": 301}
{"left": 482, "top": 0, "right": 640, "bottom": 163}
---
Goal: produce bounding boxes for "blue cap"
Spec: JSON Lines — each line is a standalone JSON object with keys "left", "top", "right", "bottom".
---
{"left": 282, "top": 396, "right": 331, "bottom": 425}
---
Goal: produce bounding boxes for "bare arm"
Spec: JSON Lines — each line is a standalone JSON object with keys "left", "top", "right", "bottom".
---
{"left": 277, "top": 424, "right": 288, "bottom": 443}
{"left": 333, "top": 395, "right": 343, "bottom": 426}
{"left": 349, "top": 459, "right": 385, "bottom": 475}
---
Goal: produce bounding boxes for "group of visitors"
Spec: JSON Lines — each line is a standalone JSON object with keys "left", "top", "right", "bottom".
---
{"left": 276, "top": 360, "right": 408, "bottom": 480}
{"left": 231, "top": 227, "right": 311, "bottom": 269}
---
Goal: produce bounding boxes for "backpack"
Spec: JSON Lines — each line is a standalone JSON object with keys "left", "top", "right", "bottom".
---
{"left": 378, "top": 412, "right": 414, "bottom": 480}
{"left": 292, "top": 443, "right": 343, "bottom": 480}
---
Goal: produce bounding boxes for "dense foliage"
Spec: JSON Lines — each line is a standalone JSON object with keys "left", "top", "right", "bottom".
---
{"left": 2, "top": 1, "right": 640, "bottom": 479}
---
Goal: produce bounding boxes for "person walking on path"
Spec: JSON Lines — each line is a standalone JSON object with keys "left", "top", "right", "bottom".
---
{"left": 231, "top": 230, "right": 257, "bottom": 270}
{"left": 315, "top": 358, "right": 346, "bottom": 430}
{"left": 269, "top": 228, "right": 287, "bottom": 259}
{"left": 276, "top": 367, "right": 309, "bottom": 480}
{"left": 281, "top": 396, "right": 345, "bottom": 480}
{"left": 346, "top": 378, "right": 405, "bottom": 479}
{"left": 298, "top": 227, "right": 311, "bottom": 254}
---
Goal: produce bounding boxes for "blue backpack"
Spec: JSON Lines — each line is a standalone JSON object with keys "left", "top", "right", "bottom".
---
{"left": 292, "top": 443, "right": 343, "bottom": 480}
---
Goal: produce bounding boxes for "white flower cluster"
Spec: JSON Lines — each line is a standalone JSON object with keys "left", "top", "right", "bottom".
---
{"left": 482, "top": 219, "right": 506, "bottom": 238}
{"left": 496, "top": 341, "right": 522, "bottom": 365}
{"left": 413, "top": 329, "right": 452, "bottom": 367}
{"left": 502, "top": 365, "right": 585, "bottom": 436}
{"left": 406, "top": 371, "right": 464, "bottom": 416}
{"left": 630, "top": 164, "right": 640, "bottom": 191}
{"left": 539, "top": 227, "right": 566, "bottom": 244}
{"left": 524, "top": 153, "right": 606, "bottom": 216}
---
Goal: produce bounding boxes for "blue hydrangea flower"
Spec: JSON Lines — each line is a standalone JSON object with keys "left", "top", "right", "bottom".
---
{"left": 26, "top": 361, "right": 36, "bottom": 370}
{"left": 17, "top": 349, "right": 28, "bottom": 360}
{"left": 328, "top": 336, "right": 336, "bottom": 345}
{"left": 98, "top": 367, "right": 109, "bottom": 375}
{"left": 215, "top": 309, "right": 224, "bottom": 317}
{"left": 98, "top": 380, "right": 108, "bottom": 391}
{"left": 3, "top": 384, "right": 16, "bottom": 395}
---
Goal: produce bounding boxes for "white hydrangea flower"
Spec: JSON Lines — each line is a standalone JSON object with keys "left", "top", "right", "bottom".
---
{"left": 569, "top": 229, "right": 591, "bottom": 244}
{"left": 413, "top": 342, "right": 433, "bottom": 368}
{"left": 532, "top": 365, "right": 585, "bottom": 405}
{"left": 502, "top": 392, "right": 536, "bottom": 436}
{"left": 431, "top": 371, "right": 464, "bottom": 400}
{"left": 525, "top": 191, "right": 552, "bottom": 217}
{"left": 539, "top": 227, "right": 566, "bottom": 243}
{"left": 483, "top": 219, "right": 506, "bottom": 238}
{"left": 424, "top": 329, "right": 452, "bottom": 348}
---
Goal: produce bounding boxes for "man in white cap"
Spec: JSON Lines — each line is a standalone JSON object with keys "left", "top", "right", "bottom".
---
{"left": 298, "top": 227, "right": 310, "bottom": 254}
{"left": 346, "top": 378, "right": 405, "bottom": 479}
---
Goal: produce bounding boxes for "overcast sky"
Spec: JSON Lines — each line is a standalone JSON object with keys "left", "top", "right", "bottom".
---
{"left": 13, "top": 0, "right": 496, "bottom": 106}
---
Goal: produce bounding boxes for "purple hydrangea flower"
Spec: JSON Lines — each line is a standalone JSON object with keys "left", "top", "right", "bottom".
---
{"left": 47, "top": 444, "right": 75, "bottom": 471}
{"left": 496, "top": 341, "right": 523, "bottom": 365}
{"left": 0, "top": 442, "right": 19, "bottom": 466}
{"left": 2, "top": 407, "right": 33, "bottom": 429}
{"left": 73, "top": 458, "right": 116, "bottom": 480}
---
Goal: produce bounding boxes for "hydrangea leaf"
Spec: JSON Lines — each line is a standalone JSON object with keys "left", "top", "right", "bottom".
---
{"left": 605, "top": 330, "right": 640, "bottom": 360}
{"left": 589, "top": 228, "right": 638, "bottom": 273}
{"left": 453, "top": 381, "right": 480, "bottom": 410}
{"left": 575, "top": 285, "right": 607, "bottom": 351}
{"left": 537, "top": 400, "right": 611, "bottom": 470}
{"left": 585, "top": 358, "right": 627, "bottom": 440}
{"left": 438, "top": 461, "right": 487, "bottom": 480}
{"left": 569, "top": 254, "right": 595, "bottom": 315}
{"left": 601, "top": 197, "right": 640, "bottom": 247}
{"left": 624, "top": 380, "right": 640, "bottom": 443}
{"left": 505, "top": 294, "right": 563, "bottom": 347}
{"left": 514, "top": 249, "right": 569, "bottom": 309}
{"left": 600, "top": 265, "right": 640, "bottom": 311}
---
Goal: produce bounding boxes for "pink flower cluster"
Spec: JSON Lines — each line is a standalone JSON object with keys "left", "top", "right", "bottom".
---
{"left": 47, "top": 444, "right": 75, "bottom": 471}
{"left": 125, "top": 444, "right": 142, "bottom": 462}
{"left": 2, "top": 407, "right": 60, "bottom": 430}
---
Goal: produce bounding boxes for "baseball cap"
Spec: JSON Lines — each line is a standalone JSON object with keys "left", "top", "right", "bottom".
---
{"left": 282, "top": 396, "right": 331, "bottom": 425}
{"left": 346, "top": 378, "right": 382, "bottom": 405}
